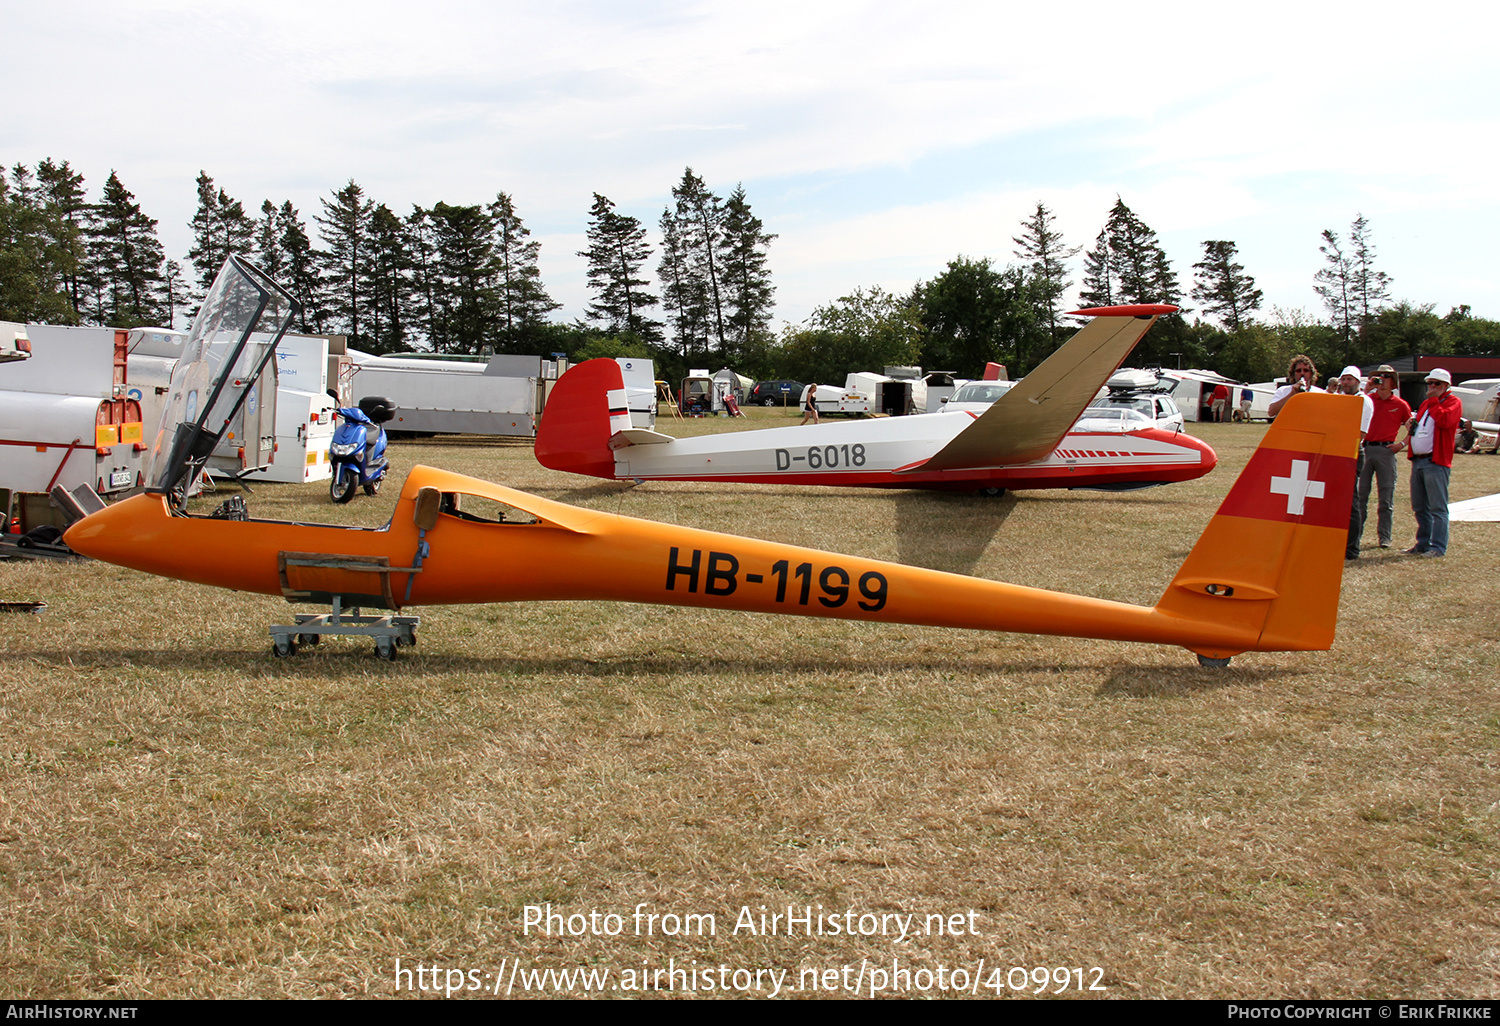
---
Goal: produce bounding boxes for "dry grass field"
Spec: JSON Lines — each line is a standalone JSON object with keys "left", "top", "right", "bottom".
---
{"left": 1, "top": 409, "right": 1496, "bottom": 999}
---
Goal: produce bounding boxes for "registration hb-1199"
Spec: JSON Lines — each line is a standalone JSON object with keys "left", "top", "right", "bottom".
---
{"left": 666, "top": 547, "right": 888, "bottom": 611}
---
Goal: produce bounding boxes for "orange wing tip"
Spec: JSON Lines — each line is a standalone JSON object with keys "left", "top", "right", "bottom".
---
{"left": 1067, "top": 304, "right": 1178, "bottom": 317}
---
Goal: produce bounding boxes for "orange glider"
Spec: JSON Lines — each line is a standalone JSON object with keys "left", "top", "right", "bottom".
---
{"left": 66, "top": 393, "right": 1360, "bottom": 665}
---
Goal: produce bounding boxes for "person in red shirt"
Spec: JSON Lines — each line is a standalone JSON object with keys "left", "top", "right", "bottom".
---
{"left": 1404, "top": 368, "right": 1463, "bottom": 557}
{"left": 1354, "top": 365, "right": 1411, "bottom": 550}
{"left": 1210, "top": 383, "right": 1230, "bottom": 422}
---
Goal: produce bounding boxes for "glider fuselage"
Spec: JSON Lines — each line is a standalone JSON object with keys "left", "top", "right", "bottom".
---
{"left": 611, "top": 410, "right": 1214, "bottom": 491}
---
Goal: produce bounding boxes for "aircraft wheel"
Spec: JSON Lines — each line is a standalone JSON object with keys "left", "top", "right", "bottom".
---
{"left": 363, "top": 475, "right": 383, "bottom": 497}
{"left": 331, "top": 472, "right": 357, "bottom": 504}
{"left": 976, "top": 487, "right": 1007, "bottom": 498}
{"left": 1197, "top": 654, "right": 1232, "bottom": 668}
{"left": 273, "top": 638, "right": 298, "bottom": 658}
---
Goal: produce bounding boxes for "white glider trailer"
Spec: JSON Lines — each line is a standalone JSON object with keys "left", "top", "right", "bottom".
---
{"left": 0, "top": 323, "right": 147, "bottom": 520}
{"left": 346, "top": 350, "right": 552, "bottom": 437}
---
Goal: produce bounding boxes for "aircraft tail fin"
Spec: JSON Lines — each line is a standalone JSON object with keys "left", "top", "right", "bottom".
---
{"left": 534, "top": 359, "right": 631, "bottom": 479}
{"left": 1154, "top": 393, "right": 1361, "bottom": 658}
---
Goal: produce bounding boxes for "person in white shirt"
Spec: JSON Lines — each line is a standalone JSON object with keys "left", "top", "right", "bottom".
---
{"left": 1267, "top": 355, "right": 1324, "bottom": 419}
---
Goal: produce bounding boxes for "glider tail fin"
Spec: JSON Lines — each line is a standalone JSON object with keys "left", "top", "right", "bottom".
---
{"left": 534, "top": 359, "right": 630, "bottom": 479}
{"left": 1154, "top": 393, "right": 1362, "bottom": 658}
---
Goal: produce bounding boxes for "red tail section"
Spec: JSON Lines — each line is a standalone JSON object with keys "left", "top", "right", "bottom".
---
{"left": 534, "top": 359, "right": 624, "bottom": 479}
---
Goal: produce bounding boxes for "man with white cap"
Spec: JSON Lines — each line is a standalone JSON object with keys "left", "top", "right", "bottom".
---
{"left": 1404, "top": 367, "right": 1462, "bottom": 557}
{"left": 1355, "top": 365, "right": 1411, "bottom": 550}
{"left": 1336, "top": 366, "right": 1375, "bottom": 559}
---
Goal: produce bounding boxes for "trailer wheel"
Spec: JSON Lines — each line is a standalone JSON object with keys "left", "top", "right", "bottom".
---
{"left": 330, "top": 471, "right": 357, "bottom": 504}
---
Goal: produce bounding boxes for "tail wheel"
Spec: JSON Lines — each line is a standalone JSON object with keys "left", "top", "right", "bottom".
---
{"left": 331, "top": 471, "right": 357, "bottom": 504}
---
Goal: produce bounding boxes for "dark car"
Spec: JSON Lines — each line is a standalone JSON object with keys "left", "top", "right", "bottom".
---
{"left": 748, "top": 380, "right": 805, "bottom": 406}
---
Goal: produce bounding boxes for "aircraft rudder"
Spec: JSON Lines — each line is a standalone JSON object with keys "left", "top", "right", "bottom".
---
{"left": 1155, "top": 393, "right": 1361, "bottom": 655}
{"left": 534, "top": 359, "right": 625, "bottom": 479}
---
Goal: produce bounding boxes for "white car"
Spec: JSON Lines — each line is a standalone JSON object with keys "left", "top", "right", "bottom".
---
{"left": 937, "top": 380, "right": 1018, "bottom": 413}
{"left": 1086, "top": 392, "right": 1186, "bottom": 432}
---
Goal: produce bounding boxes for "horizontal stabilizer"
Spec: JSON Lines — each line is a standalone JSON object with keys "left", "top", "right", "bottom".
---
{"left": 609, "top": 428, "right": 676, "bottom": 450}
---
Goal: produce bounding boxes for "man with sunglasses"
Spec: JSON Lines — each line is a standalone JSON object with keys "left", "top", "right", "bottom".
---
{"left": 1404, "top": 368, "right": 1462, "bottom": 557}
{"left": 1267, "top": 355, "right": 1323, "bottom": 419}
{"left": 1354, "top": 365, "right": 1411, "bottom": 551}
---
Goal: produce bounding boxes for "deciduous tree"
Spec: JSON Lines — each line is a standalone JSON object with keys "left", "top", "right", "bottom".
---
{"left": 912, "top": 256, "right": 1040, "bottom": 374}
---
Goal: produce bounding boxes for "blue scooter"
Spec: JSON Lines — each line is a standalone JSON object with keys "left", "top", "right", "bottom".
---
{"left": 328, "top": 396, "right": 393, "bottom": 503}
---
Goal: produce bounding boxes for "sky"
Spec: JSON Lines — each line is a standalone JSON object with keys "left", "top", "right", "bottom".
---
{"left": 7, "top": 0, "right": 1499, "bottom": 333}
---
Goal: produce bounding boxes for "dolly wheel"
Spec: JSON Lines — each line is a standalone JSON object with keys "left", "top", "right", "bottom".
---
{"left": 374, "top": 641, "right": 398, "bottom": 661}
{"left": 273, "top": 638, "right": 298, "bottom": 658}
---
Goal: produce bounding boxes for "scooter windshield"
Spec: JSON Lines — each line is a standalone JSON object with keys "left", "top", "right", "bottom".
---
{"left": 145, "top": 256, "right": 299, "bottom": 500}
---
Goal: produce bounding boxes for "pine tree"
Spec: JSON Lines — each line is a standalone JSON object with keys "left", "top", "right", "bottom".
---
{"left": 186, "top": 171, "right": 255, "bottom": 297}
{"left": 718, "top": 184, "right": 775, "bottom": 364}
{"left": 366, "top": 203, "right": 411, "bottom": 353}
{"left": 1079, "top": 199, "right": 1179, "bottom": 308}
{"left": 1191, "top": 240, "right": 1262, "bottom": 330}
{"left": 89, "top": 171, "right": 167, "bottom": 327}
{"left": 666, "top": 169, "right": 726, "bottom": 353}
{"left": 278, "top": 201, "right": 323, "bottom": 333}
{"left": 404, "top": 206, "right": 442, "bottom": 350}
{"left": 658, "top": 204, "right": 706, "bottom": 357}
{"left": 1347, "top": 214, "right": 1392, "bottom": 328}
{"left": 489, "top": 192, "right": 559, "bottom": 351}
{"left": 579, "top": 193, "right": 660, "bottom": 343}
{"left": 36, "top": 158, "right": 88, "bottom": 322}
{"left": 0, "top": 163, "right": 72, "bottom": 322}
{"left": 427, "top": 201, "right": 497, "bottom": 354}
{"left": 1078, "top": 227, "right": 1114, "bottom": 309}
{"left": 1012, "top": 201, "right": 1079, "bottom": 351}
{"left": 1313, "top": 228, "right": 1355, "bottom": 353}
{"left": 254, "top": 199, "right": 286, "bottom": 280}
{"left": 316, "top": 180, "right": 374, "bottom": 347}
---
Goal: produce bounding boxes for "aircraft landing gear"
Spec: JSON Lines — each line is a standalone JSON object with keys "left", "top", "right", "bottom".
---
{"left": 1197, "top": 654, "right": 1232, "bottom": 668}
{"left": 976, "top": 486, "right": 1007, "bottom": 498}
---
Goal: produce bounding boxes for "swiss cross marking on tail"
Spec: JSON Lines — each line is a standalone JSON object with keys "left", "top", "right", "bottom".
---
{"left": 1269, "top": 459, "right": 1326, "bottom": 515}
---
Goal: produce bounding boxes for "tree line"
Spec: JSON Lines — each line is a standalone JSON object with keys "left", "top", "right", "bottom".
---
{"left": 3, "top": 156, "right": 1496, "bottom": 385}
{"left": 772, "top": 200, "right": 1500, "bottom": 387}
{"left": 0, "top": 161, "right": 777, "bottom": 375}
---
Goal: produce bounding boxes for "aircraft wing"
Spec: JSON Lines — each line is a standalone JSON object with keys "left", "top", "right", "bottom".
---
{"left": 908, "top": 304, "right": 1175, "bottom": 473}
